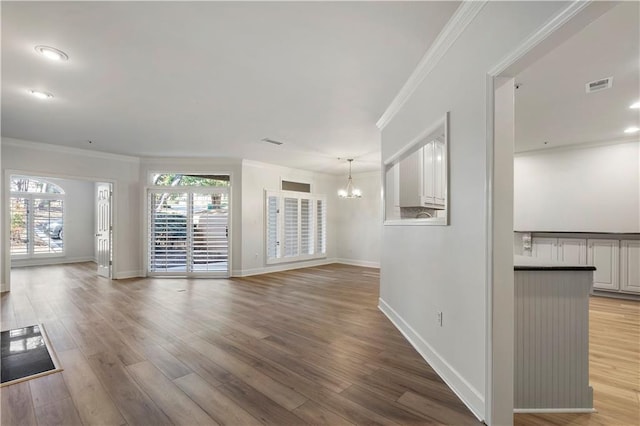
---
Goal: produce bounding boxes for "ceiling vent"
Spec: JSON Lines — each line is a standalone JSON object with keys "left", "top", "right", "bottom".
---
{"left": 585, "top": 77, "right": 613, "bottom": 93}
{"left": 261, "top": 138, "right": 283, "bottom": 146}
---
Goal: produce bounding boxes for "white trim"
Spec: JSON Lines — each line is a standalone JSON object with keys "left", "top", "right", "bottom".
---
{"left": 384, "top": 218, "right": 446, "bottom": 227}
{"left": 378, "top": 298, "right": 484, "bottom": 421}
{"left": 114, "top": 270, "right": 143, "bottom": 280}
{"left": 11, "top": 256, "right": 96, "bottom": 268}
{"left": 514, "top": 408, "right": 597, "bottom": 414}
{"left": 376, "top": 1, "right": 487, "bottom": 130}
{"left": 232, "top": 258, "right": 336, "bottom": 277}
{"left": 2, "top": 138, "right": 140, "bottom": 163}
{"left": 383, "top": 114, "right": 447, "bottom": 166}
{"left": 515, "top": 137, "right": 639, "bottom": 156}
{"left": 484, "top": 74, "right": 496, "bottom": 426}
{"left": 488, "top": 0, "right": 591, "bottom": 76}
{"left": 334, "top": 258, "right": 380, "bottom": 269}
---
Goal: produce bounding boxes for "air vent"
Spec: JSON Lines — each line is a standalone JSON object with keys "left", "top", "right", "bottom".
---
{"left": 585, "top": 77, "right": 613, "bottom": 93}
{"left": 262, "top": 138, "right": 283, "bottom": 146}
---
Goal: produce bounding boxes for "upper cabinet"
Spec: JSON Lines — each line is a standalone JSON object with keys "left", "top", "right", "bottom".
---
{"left": 384, "top": 112, "right": 448, "bottom": 225}
{"left": 398, "top": 140, "right": 446, "bottom": 209}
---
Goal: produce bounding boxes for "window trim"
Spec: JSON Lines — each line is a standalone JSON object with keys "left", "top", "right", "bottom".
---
{"left": 264, "top": 190, "right": 327, "bottom": 265}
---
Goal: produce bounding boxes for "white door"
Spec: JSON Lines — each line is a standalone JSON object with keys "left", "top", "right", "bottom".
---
{"left": 96, "top": 183, "right": 112, "bottom": 278}
{"left": 532, "top": 237, "right": 557, "bottom": 261}
{"left": 588, "top": 239, "right": 619, "bottom": 291}
{"left": 557, "top": 238, "right": 587, "bottom": 265}
{"left": 620, "top": 240, "right": 640, "bottom": 293}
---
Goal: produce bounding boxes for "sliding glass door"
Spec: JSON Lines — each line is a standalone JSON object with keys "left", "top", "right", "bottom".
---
{"left": 148, "top": 188, "right": 229, "bottom": 277}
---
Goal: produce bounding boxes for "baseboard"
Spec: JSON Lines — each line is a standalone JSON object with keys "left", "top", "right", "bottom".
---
{"left": 514, "top": 408, "right": 597, "bottom": 414}
{"left": 232, "top": 258, "right": 337, "bottom": 277}
{"left": 11, "top": 256, "right": 96, "bottom": 268}
{"left": 335, "top": 258, "right": 380, "bottom": 269}
{"left": 114, "top": 270, "right": 144, "bottom": 279}
{"left": 378, "top": 298, "right": 485, "bottom": 422}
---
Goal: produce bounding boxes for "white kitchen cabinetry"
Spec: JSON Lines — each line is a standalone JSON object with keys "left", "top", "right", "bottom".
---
{"left": 398, "top": 141, "right": 446, "bottom": 208}
{"left": 422, "top": 140, "right": 446, "bottom": 207}
{"left": 558, "top": 238, "right": 588, "bottom": 265}
{"left": 532, "top": 237, "right": 588, "bottom": 265}
{"left": 531, "top": 237, "right": 558, "bottom": 261}
{"left": 620, "top": 240, "right": 640, "bottom": 293}
{"left": 587, "top": 239, "right": 619, "bottom": 291}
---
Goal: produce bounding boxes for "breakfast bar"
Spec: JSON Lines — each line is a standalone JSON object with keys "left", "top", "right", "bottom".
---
{"left": 514, "top": 255, "right": 596, "bottom": 412}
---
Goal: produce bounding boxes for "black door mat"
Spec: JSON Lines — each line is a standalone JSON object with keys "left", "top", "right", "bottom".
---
{"left": 1, "top": 324, "right": 62, "bottom": 386}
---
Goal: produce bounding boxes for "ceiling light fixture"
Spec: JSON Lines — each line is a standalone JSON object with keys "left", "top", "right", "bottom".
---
{"left": 623, "top": 126, "right": 639, "bottom": 134}
{"left": 35, "top": 45, "right": 68, "bottom": 61}
{"left": 29, "top": 90, "right": 54, "bottom": 100}
{"left": 630, "top": 101, "right": 640, "bottom": 109}
{"left": 338, "top": 159, "right": 362, "bottom": 199}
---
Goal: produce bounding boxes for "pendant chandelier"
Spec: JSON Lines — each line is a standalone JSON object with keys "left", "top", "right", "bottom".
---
{"left": 338, "top": 159, "right": 362, "bottom": 198}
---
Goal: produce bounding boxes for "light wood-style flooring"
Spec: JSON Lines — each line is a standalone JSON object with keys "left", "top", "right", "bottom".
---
{"left": 1, "top": 263, "right": 481, "bottom": 425}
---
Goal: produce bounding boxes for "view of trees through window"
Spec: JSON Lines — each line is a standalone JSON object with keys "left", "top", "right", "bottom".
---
{"left": 10, "top": 176, "right": 65, "bottom": 257}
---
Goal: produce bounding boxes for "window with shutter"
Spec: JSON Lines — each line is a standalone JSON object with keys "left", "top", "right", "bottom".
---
{"left": 265, "top": 190, "right": 326, "bottom": 264}
{"left": 147, "top": 174, "right": 230, "bottom": 277}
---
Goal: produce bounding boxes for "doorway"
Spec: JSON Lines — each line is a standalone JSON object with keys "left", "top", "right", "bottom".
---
{"left": 147, "top": 173, "right": 231, "bottom": 278}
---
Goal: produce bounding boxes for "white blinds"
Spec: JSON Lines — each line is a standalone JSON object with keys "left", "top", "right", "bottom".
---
{"left": 316, "top": 199, "right": 326, "bottom": 255}
{"left": 266, "top": 195, "right": 279, "bottom": 259}
{"left": 283, "top": 197, "right": 299, "bottom": 257}
{"left": 265, "top": 191, "right": 326, "bottom": 263}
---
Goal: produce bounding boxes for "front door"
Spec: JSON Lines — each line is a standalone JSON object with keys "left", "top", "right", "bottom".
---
{"left": 96, "top": 183, "right": 112, "bottom": 278}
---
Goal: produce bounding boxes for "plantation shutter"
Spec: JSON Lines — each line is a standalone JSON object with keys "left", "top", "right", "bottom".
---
{"left": 316, "top": 199, "right": 326, "bottom": 255}
{"left": 266, "top": 193, "right": 280, "bottom": 260}
{"left": 300, "top": 198, "right": 313, "bottom": 255}
{"left": 283, "top": 197, "right": 299, "bottom": 257}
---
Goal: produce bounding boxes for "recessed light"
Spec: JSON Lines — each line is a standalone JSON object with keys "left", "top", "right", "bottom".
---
{"left": 624, "top": 126, "right": 639, "bottom": 134}
{"left": 34, "top": 45, "right": 68, "bottom": 61}
{"left": 29, "top": 90, "right": 54, "bottom": 100}
{"left": 630, "top": 101, "right": 640, "bottom": 109}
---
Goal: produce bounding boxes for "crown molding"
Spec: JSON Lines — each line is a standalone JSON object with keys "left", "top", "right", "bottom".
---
{"left": 376, "top": 0, "right": 488, "bottom": 130}
{"left": 515, "top": 137, "right": 639, "bottom": 157}
{"left": 488, "top": 0, "right": 592, "bottom": 77}
{"left": 2, "top": 138, "right": 140, "bottom": 163}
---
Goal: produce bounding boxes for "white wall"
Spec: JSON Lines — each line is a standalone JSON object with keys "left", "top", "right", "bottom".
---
{"left": 335, "top": 170, "right": 382, "bottom": 268}
{"left": 239, "top": 160, "right": 338, "bottom": 276}
{"left": 379, "top": 1, "right": 567, "bottom": 421}
{"left": 11, "top": 176, "right": 95, "bottom": 267}
{"left": 515, "top": 141, "right": 640, "bottom": 233}
{"left": 2, "top": 138, "right": 142, "bottom": 284}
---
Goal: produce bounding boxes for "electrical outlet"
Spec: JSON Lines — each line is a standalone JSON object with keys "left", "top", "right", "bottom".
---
{"left": 436, "top": 311, "right": 443, "bottom": 327}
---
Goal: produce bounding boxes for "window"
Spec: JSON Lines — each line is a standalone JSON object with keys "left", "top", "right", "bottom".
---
{"left": 265, "top": 190, "right": 326, "bottom": 264}
{"left": 10, "top": 176, "right": 65, "bottom": 258}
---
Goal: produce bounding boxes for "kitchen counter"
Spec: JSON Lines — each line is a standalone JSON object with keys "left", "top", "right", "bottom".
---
{"left": 514, "top": 255, "right": 596, "bottom": 271}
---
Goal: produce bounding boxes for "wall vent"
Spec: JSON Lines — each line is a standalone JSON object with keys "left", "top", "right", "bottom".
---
{"left": 585, "top": 77, "right": 613, "bottom": 93}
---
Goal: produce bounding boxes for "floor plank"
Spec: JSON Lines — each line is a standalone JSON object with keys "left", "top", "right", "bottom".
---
{"left": 126, "top": 360, "right": 217, "bottom": 425}
{"left": 0, "top": 381, "right": 38, "bottom": 426}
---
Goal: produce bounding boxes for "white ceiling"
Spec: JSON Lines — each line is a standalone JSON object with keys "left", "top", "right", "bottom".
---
{"left": 515, "top": 1, "right": 640, "bottom": 152}
{"left": 1, "top": 1, "right": 460, "bottom": 174}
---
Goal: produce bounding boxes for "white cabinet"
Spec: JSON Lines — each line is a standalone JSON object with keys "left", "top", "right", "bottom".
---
{"left": 532, "top": 237, "right": 588, "bottom": 265}
{"left": 620, "top": 240, "right": 640, "bottom": 293}
{"left": 422, "top": 140, "right": 446, "bottom": 207}
{"left": 588, "top": 239, "right": 619, "bottom": 291}
{"left": 532, "top": 237, "right": 559, "bottom": 261}
{"left": 558, "top": 238, "right": 588, "bottom": 265}
{"left": 398, "top": 141, "right": 446, "bottom": 208}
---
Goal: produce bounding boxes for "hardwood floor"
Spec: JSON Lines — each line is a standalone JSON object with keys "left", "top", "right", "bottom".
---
{"left": 1, "top": 263, "right": 480, "bottom": 425}
{"left": 515, "top": 296, "right": 640, "bottom": 426}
